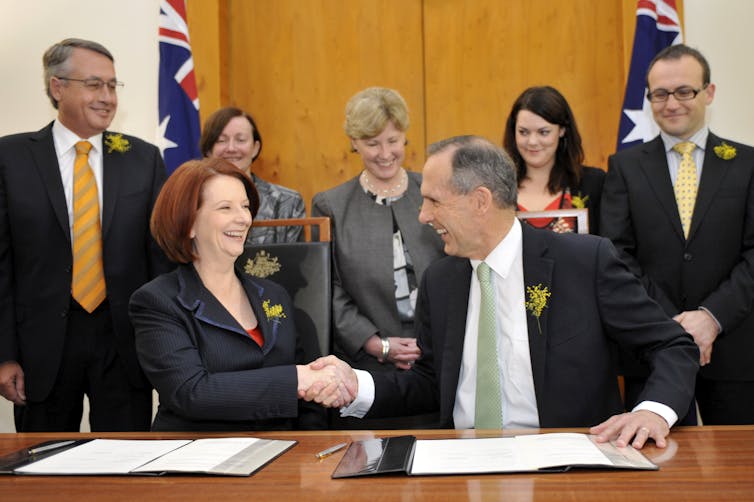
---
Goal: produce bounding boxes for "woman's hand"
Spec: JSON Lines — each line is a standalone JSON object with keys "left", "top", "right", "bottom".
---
{"left": 364, "top": 335, "right": 421, "bottom": 370}
{"left": 552, "top": 218, "right": 574, "bottom": 233}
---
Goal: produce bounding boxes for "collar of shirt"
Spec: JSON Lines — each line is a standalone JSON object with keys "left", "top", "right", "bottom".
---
{"left": 455, "top": 219, "right": 539, "bottom": 430}
{"left": 660, "top": 126, "right": 708, "bottom": 186}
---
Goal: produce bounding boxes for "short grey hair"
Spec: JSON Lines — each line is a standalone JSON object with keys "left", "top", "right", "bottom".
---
{"left": 427, "top": 135, "right": 518, "bottom": 208}
{"left": 43, "top": 38, "right": 114, "bottom": 109}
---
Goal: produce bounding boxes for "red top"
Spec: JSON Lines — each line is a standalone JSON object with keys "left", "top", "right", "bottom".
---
{"left": 246, "top": 326, "right": 264, "bottom": 347}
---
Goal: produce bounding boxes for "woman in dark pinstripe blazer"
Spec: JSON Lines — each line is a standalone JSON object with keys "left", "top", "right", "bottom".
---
{"left": 128, "top": 158, "right": 336, "bottom": 431}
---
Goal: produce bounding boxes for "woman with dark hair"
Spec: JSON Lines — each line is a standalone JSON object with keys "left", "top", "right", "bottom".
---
{"left": 503, "top": 86, "right": 605, "bottom": 234}
{"left": 200, "top": 107, "right": 306, "bottom": 243}
{"left": 128, "top": 158, "right": 338, "bottom": 431}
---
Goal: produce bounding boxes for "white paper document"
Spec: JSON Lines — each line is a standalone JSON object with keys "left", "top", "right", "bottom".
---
{"left": 409, "top": 433, "right": 656, "bottom": 475}
{"left": 14, "top": 437, "right": 296, "bottom": 476}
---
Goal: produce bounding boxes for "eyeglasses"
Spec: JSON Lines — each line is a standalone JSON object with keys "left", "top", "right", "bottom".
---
{"left": 646, "top": 84, "right": 707, "bottom": 103}
{"left": 56, "top": 77, "right": 124, "bottom": 92}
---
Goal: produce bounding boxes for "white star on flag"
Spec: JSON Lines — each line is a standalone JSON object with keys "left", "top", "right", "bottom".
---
{"left": 621, "top": 94, "right": 660, "bottom": 144}
{"left": 156, "top": 115, "right": 178, "bottom": 157}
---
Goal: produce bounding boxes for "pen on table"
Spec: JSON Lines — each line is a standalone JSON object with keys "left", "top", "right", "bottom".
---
{"left": 28, "top": 440, "right": 77, "bottom": 456}
{"left": 315, "top": 442, "right": 348, "bottom": 460}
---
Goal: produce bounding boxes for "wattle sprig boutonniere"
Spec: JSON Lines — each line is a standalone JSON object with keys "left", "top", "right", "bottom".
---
{"left": 104, "top": 133, "right": 131, "bottom": 154}
{"left": 262, "top": 300, "right": 287, "bottom": 322}
{"left": 571, "top": 193, "right": 589, "bottom": 209}
{"left": 525, "top": 283, "right": 551, "bottom": 334}
{"left": 714, "top": 142, "right": 736, "bottom": 160}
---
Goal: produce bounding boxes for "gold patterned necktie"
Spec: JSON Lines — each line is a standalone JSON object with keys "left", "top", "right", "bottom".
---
{"left": 474, "top": 262, "right": 503, "bottom": 429}
{"left": 72, "top": 141, "right": 106, "bottom": 312}
{"left": 673, "top": 141, "right": 698, "bottom": 239}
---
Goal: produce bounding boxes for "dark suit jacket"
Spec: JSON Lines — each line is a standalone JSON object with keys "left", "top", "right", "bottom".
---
{"left": 573, "top": 166, "right": 606, "bottom": 235}
{"left": 368, "top": 224, "right": 699, "bottom": 428}
{"left": 601, "top": 133, "right": 754, "bottom": 380}
{"left": 0, "top": 123, "right": 172, "bottom": 401}
{"left": 129, "top": 263, "right": 326, "bottom": 431}
{"left": 312, "top": 172, "right": 445, "bottom": 372}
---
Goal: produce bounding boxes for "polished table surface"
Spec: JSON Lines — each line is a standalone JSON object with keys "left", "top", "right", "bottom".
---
{"left": 1, "top": 426, "right": 753, "bottom": 501}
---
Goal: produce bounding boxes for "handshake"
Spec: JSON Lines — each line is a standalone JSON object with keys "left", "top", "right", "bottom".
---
{"left": 295, "top": 355, "right": 359, "bottom": 408}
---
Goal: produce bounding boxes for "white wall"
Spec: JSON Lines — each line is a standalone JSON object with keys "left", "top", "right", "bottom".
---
{"left": 685, "top": 0, "right": 754, "bottom": 144}
{"left": 1, "top": 0, "right": 753, "bottom": 432}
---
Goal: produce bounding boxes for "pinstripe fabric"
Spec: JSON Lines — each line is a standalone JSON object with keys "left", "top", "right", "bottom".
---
{"left": 72, "top": 141, "right": 106, "bottom": 312}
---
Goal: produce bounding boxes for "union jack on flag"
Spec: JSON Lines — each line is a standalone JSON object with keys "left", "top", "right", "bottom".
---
{"left": 158, "top": 0, "right": 201, "bottom": 174}
{"left": 617, "top": 0, "right": 682, "bottom": 150}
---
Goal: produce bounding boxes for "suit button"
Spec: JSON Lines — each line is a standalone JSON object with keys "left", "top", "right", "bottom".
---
{"left": 683, "top": 253, "right": 692, "bottom": 261}
{"left": 65, "top": 266, "right": 72, "bottom": 273}
{"left": 61, "top": 310, "right": 68, "bottom": 318}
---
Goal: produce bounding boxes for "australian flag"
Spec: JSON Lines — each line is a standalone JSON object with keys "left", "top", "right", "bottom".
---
{"left": 617, "top": 0, "right": 682, "bottom": 150}
{"left": 158, "top": 0, "right": 201, "bottom": 175}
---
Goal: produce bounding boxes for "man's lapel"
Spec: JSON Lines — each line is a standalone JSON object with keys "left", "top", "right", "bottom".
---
{"left": 638, "top": 136, "right": 685, "bottom": 240}
{"left": 30, "top": 123, "right": 70, "bottom": 241}
{"left": 440, "top": 258, "right": 473, "bottom": 409}
{"left": 521, "top": 225, "right": 554, "bottom": 411}
{"left": 101, "top": 131, "right": 125, "bottom": 241}
{"left": 688, "top": 133, "right": 730, "bottom": 241}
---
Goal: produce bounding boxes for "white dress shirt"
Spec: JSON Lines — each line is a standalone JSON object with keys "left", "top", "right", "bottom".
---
{"left": 52, "top": 120, "right": 105, "bottom": 239}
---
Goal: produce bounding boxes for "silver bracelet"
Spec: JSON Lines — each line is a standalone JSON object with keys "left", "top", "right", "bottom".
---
{"left": 380, "top": 336, "right": 390, "bottom": 361}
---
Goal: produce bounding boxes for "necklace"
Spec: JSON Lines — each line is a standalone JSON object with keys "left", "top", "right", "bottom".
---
{"left": 360, "top": 168, "right": 407, "bottom": 197}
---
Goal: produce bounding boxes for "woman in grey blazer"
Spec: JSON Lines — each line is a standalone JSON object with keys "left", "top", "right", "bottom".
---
{"left": 312, "top": 87, "right": 444, "bottom": 428}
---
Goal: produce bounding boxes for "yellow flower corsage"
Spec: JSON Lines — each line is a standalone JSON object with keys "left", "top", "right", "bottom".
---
{"left": 104, "top": 133, "right": 131, "bottom": 154}
{"left": 262, "top": 300, "right": 287, "bottom": 322}
{"left": 525, "top": 284, "right": 551, "bottom": 334}
{"left": 714, "top": 142, "right": 736, "bottom": 160}
{"left": 571, "top": 193, "right": 589, "bottom": 209}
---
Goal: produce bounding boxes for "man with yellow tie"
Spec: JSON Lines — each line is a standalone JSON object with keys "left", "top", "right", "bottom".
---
{"left": 0, "top": 38, "right": 172, "bottom": 431}
{"left": 602, "top": 44, "right": 754, "bottom": 425}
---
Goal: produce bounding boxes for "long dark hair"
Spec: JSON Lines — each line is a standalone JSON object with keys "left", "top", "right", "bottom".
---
{"left": 502, "top": 86, "right": 584, "bottom": 194}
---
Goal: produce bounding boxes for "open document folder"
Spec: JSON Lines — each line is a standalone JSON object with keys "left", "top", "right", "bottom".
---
{"left": 1, "top": 438, "right": 296, "bottom": 476}
{"left": 332, "top": 433, "right": 657, "bottom": 478}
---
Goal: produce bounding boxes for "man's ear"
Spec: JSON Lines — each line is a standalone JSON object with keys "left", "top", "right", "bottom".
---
{"left": 472, "top": 185, "right": 494, "bottom": 213}
{"left": 50, "top": 77, "right": 64, "bottom": 102}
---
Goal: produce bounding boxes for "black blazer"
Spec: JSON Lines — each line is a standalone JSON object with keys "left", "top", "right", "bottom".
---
{"left": 368, "top": 224, "right": 698, "bottom": 428}
{"left": 129, "top": 264, "right": 326, "bottom": 431}
{"left": 573, "top": 166, "right": 606, "bottom": 235}
{"left": 601, "top": 133, "right": 754, "bottom": 380}
{"left": 0, "top": 123, "right": 171, "bottom": 400}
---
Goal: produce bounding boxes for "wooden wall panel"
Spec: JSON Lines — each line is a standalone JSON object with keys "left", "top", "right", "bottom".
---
{"left": 423, "top": 0, "right": 625, "bottom": 169}
{"left": 186, "top": 0, "right": 225, "bottom": 122}
{"left": 225, "top": 0, "right": 424, "bottom": 212}
{"left": 186, "top": 1, "right": 673, "bottom": 212}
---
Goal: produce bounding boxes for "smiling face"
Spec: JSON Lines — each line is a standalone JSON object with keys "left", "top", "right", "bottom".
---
{"left": 514, "top": 109, "right": 564, "bottom": 172}
{"left": 50, "top": 48, "right": 117, "bottom": 138}
{"left": 419, "top": 148, "right": 486, "bottom": 259}
{"left": 351, "top": 120, "right": 406, "bottom": 183}
{"left": 648, "top": 55, "right": 714, "bottom": 139}
{"left": 210, "top": 116, "right": 261, "bottom": 173}
{"left": 190, "top": 175, "right": 252, "bottom": 264}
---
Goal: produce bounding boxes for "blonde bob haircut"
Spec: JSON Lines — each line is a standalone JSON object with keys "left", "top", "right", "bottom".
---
{"left": 343, "top": 86, "right": 409, "bottom": 139}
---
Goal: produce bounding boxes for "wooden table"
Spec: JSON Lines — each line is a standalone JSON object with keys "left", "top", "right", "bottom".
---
{"left": 1, "top": 426, "right": 753, "bottom": 501}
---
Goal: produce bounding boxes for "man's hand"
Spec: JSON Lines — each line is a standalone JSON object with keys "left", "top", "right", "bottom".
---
{"left": 364, "top": 335, "right": 420, "bottom": 370}
{"left": 0, "top": 361, "right": 26, "bottom": 405}
{"left": 297, "top": 356, "right": 358, "bottom": 407}
{"left": 674, "top": 310, "right": 719, "bottom": 366}
{"left": 590, "top": 410, "right": 670, "bottom": 449}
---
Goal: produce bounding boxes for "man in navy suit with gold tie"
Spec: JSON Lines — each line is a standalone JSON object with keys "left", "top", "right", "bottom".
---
{"left": 602, "top": 44, "right": 754, "bottom": 425}
{"left": 0, "top": 38, "right": 171, "bottom": 431}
